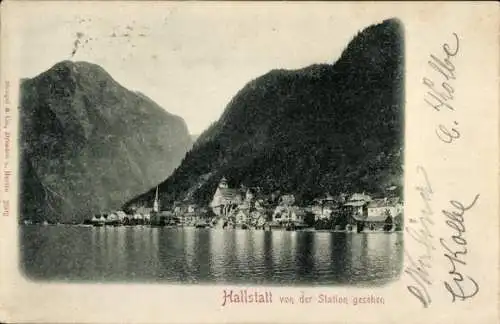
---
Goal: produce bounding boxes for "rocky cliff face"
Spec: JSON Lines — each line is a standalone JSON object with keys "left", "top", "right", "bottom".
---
{"left": 20, "top": 61, "right": 192, "bottom": 222}
{"left": 127, "top": 18, "right": 404, "bottom": 209}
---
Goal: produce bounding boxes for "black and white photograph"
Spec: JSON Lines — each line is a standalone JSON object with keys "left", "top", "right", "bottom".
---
{"left": 18, "top": 8, "right": 404, "bottom": 286}
{"left": 3, "top": 2, "right": 499, "bottom": 324}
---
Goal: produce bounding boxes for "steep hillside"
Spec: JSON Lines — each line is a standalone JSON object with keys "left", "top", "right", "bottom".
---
{"left": 20, "top": 61, "right": 192, "bottom": 223}
{"left": 127, "top": 18, "right": 404, "bottom": 209}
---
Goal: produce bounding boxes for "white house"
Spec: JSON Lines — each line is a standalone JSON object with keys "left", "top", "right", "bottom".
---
{"left": 136, "top": 206, "right": 152, "bottom": 219}
{"left": 367, "top": 197, "right": 402, "bottom": 218}
{"left": 344, "top": 192, "right": 372, "bottom": 218}
{"left": 115, "top": 211, "right": 127, "bottom": 221}
{"left": 273, "top": 206, "right": 305, "bottom": 224}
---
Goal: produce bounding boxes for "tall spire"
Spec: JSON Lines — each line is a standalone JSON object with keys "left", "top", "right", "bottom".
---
{"left": 153, "top": 186, "right": 159, "bottom": 212}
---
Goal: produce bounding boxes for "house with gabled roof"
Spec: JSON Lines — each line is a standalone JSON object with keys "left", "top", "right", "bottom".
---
{"left": 272, "top": 205, "right": 306, "bottom": 226}
{"left": 312, "top": 193, "right": 345, "bottom": 220}
{"left": 363, "top": 197, "right": 402, "bottom": 231}
{"left": 367, "top": 197, "right": 402, "bottom": 218}
{"left": 343, "top": 192, "right": 372, "bottom": 220}
{"left": 172, "top": 200, "right": 201, "bottom": 225}
{"left": 349, "top": 192, "right": 372, "bottom": 203}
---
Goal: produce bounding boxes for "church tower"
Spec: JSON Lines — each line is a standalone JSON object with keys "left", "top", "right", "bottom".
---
{"left": 153, "top": 186, "right": 160, "bottom": 213}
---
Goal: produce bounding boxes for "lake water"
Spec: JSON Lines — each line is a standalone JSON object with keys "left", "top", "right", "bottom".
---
{"left": 21, "top": 225, "right": 403, "bottom": 286}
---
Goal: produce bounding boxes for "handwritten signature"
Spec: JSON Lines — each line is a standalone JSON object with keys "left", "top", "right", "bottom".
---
{"left": 423, "top": 33, "right": 461, "bottom": 144}
{"left": 405, "top": 165, "right": 481, "bottom": 307}
{"left": 405, "top": 166, "right": 435, "bottom": 308}
{"left": 440, "top": 194, "right": 480, "bottom": 302}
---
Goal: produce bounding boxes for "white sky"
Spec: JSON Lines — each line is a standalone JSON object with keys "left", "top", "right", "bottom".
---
{"left": 13, "top": 2, "right": 387, "bottom": 134}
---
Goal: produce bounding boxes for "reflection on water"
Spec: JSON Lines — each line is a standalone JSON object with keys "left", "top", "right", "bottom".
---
{"left": 21, "top": 226, "right": 403, "bottom": 285}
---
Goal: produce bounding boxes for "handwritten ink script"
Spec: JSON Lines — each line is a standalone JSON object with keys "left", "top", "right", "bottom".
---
{"left": 440, "top": 195, "right": 480, "bottom": 303}
{"left": 405, "top": 166, "right": 435, "bottom": 308}
{"left": 407, "top": 33, "right": 481, "bottom": 307}
{"left": 2, "top": 80, "right": 12, "bottom": 217}
{"left": 423, "top": 33, "right": 461, "bottom": 144}
{"left": 405, "top": 165, "right": 481, "bottom": 307}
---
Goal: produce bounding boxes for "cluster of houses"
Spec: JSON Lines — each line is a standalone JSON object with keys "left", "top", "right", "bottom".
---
{"left": 85, "top": 210, "right": 146, "bottom": 226}
{"left": 312, "top": 192, "right": 403, "bottom": 231}
{"left": 87, "top": 177, "right": 403, "bottom": 232}
{"left": 172, "top": 177, "right": 403, "bottom": 232}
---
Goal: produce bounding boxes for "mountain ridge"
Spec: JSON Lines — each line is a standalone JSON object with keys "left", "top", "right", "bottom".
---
{"left": 20, "top": 60, "right": 192, "bottom": 223}
{"left": 126, "top": 18, "right": 404, "bottom": 210}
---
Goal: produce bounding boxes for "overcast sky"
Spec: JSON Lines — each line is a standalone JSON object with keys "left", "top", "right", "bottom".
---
{"left": 14, "top": 3, "right": 386, "bottom": 134}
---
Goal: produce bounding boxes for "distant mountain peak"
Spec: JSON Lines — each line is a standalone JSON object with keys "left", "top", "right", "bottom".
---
{"left": 50, "top": 60, "right": 105, "bottom": 71}
{"left": 29, "top": 60, "right": 117, "bottom": 89}
{"left": 20, "top": 60, "right": 192, "bottom": 222}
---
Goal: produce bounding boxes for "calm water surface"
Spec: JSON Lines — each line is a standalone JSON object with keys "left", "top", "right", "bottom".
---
{"left": 21, "top": 225, "right": 403, "bottom": 285}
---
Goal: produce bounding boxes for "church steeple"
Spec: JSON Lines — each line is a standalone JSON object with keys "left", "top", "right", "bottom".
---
{"left": 153, "top": 186, "right": 160, "bottom": 212}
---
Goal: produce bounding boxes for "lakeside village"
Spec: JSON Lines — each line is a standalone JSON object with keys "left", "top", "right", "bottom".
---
{"left": 26, "top": 177, "right": 404, "bottom": 233}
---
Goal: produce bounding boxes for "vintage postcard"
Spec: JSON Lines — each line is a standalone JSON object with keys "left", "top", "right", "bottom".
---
{"left": 0, "top": 1, "right": 498, "bottom": 323}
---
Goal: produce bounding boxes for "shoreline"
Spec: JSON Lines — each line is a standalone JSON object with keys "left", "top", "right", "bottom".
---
{"left": 19, "top": 223, "right": 403, "bottom": 234}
